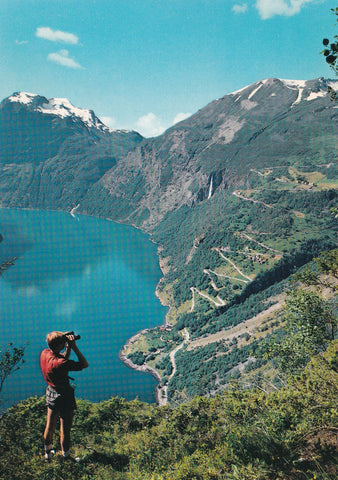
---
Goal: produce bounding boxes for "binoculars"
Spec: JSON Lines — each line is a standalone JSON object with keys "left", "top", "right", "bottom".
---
{"left": 64, "top": 331, "right": 81, "bottom": 341}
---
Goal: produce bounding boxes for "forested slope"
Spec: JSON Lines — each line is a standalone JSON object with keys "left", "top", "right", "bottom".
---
{"left": 123, "top": 183, "right": 336, "bottom": 403}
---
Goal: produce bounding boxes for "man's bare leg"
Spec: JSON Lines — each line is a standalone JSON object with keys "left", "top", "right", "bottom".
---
{"left": 60, "top": 410, "right": 74, "bottom": 456}
{"left": 43, "top": 408, "right": 59, "bottom": 458}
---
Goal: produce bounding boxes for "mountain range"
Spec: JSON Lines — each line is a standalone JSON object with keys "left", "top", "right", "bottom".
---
{"left": 80, "top": 77, "right": 338, "bottom": 228}
{"left": 0, "top": 91, "right": 143, "bottom": 209}
{"left": 0, "top": 77, "right": 337, "bottom": 402}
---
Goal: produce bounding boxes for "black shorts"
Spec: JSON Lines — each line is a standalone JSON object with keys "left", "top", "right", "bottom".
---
{"left": 46, "top": 385, "right": 76, "bottom": 417}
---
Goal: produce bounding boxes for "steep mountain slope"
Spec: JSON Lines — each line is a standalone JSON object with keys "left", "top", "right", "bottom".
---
{"left": 81, "top": 77, "right": 337, "bottom": 228}
{"left": 101, "top": 78, "right": 336, "bottom": 403}
{"left": 0, "top": 79, "right": 336, "bottom": 403}
{"left": 0, "top": 92, "right": 143, "bottom": 210}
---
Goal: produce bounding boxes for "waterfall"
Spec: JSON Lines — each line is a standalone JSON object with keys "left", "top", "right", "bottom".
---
{"left": 207, "top": 176, "right": 213, "bottom": 199}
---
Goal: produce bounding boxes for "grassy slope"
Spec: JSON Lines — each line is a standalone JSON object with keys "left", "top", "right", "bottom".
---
{"left": 0, "top": 341, "right": 337, "bottom": 480}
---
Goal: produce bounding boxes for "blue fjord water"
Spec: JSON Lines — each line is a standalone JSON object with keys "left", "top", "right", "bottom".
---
{"left": 0, "top": 208, "right": 167, "bottom": 408}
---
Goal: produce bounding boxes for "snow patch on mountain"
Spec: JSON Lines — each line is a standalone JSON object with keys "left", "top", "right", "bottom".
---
{"left": 38, "top": 97, "right": 103, "bottom": 128}
{"left": 280, "top": 79, "right": 307, "bottom": 89}
{"left": 280, "top": 78, "right": 338, "bottom": 106}
{"left": 248, "top": 83, "right": 263, "bottom": 99}
{"left": 230, "top": 83, "right": 255, "bottom": 96}
{"left": 307, "top": 91, "right": 328, "bottom": 102}
{"left": 328, "top": 80, "right": 338, "bottom": 89}
{"left": 291, "top": 87, "right": 305, "bottom": 107}
{"left": 7, "top": 92, "right": 109, "bottom": 131}
{"left": 8, "top": 92, "right": 39, "bottom": 105}
{"left": 230, "top": 78, "right": 306, "bottom": 103}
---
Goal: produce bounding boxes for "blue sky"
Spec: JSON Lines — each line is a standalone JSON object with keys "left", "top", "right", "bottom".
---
{"left": 1, "top": 0, "right": 336, "bottom": 136}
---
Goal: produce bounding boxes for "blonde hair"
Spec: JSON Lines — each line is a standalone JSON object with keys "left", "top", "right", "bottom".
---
{"left": 46, "top": 331, "right": 66, "bottom": 352}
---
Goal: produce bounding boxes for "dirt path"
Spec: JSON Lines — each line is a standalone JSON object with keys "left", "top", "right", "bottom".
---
{"left": 204, "top": 270, "right": 220, "bottom": 291}
{"left": 232, "top": 190, "right": 274, "bottom": 209}
{"left": 191, "top": 286, "right": 226, "bottom": 308}
{"left": 169, "top": 328, "right": 190, "bottom": 378}
{"left": 214, "top": 248, "right": 252, "bottom": 281}
{"left": 250, "top": 163, "right": 332, "bottom": 172}
{"left": 204, "top": 268, "right": 249, "bottom": 283}
{"left": 237, "top": 233, "right": 282, "bottom": 254}
{"left": 250, "top": 168, "right": 265, "bottom": 177}
{"left": 190, "top": 287, "right": 195, "bottom": 312}
{"left": 187, "top": 298, "right": 284, "bottom": 351}
{"left": 233, "top": 189, "right": 305, "bottom": 218}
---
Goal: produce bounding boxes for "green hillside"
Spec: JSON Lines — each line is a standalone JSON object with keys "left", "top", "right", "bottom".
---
{"left": 122, "top": 181, "right": 337, "bottom": 403}
{"left": 1, "top": 341, "right": 337, "bottom": 480}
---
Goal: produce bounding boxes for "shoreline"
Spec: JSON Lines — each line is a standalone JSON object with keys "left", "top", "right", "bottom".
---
{"left": 118, "top": 330, "right": 168, "bottom": 406}
{"left": 116, "top": 241, "right": 173, "bottom": 406}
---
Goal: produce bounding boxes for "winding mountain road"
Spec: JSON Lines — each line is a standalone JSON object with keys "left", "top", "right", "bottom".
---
{"left": 157, "top": 328, "right": 190, "bottom": 406}
{"left": 214, "top": 248, "right": 252, "bottom": 281}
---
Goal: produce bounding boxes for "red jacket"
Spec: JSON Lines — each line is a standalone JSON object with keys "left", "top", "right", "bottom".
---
{"left": 40, "top": 349, "right": 84, "bottom": 389}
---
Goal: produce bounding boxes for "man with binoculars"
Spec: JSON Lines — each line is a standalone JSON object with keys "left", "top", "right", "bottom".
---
{"left": 40, "top": 331, "right": 89, "bottom": 461}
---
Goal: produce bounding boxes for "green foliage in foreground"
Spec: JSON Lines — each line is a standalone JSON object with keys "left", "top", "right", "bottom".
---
{"left": 0, "top": 343, "right": 25, "bottom": 397}
{"left": 322, "top": 7, "right": 338, "bottom": 81}
{"left": 262, "top": 249, "right": 338, "bottom": 375}
{"left": 1, "top": 342, "right": 337, "bottom": 480}
{"left": 265, "top": 288, "right": 336, "bottom": 373}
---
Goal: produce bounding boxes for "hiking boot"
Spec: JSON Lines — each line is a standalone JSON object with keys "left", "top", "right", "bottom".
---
{"left": 44, "top": 449, "right": 55, "bottom": 461}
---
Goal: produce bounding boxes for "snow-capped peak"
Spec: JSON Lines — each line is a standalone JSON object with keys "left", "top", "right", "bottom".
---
{"left": 280, "top": 79, "right": 307, "bottom": 89}
{"left": 282, "top": 78, "right": 338, "bottom": 106}
{"left": 7, "top": 91, "right": 109, "bottom": 131}
{"left": 38, "top": 97, "right": 99, "bottom": 127}
{"left": 228, "top": 78, "right": 338, "bottom": 107}
{"left": 8, "top": 92, "right": 39, "bottom": 105}
{"left": 230, "top": 78, "right": 307, "bottom": 97}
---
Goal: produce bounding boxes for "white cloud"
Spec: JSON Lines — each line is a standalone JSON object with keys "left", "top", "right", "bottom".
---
{"left": 15, "top": 39, "right": 28, "bottom": 45}
{"left": 47, "top": 49, "right": 83, "bottom": 69}
{"left": 134, "top": 112, "right": 193, "bottom": 136}
{"left": 232, "top": 3, "right": 248, "bottom": 14}
{"left": 17, "top": 285, "right": 40, "bottom": 297}
{"left": 55, "top": 300, "right": 77, "bottom": 317}
{"left": 255, "top": 0, "right": 316, "bottom": 19}
{"left": 100, "top": 116, "right": 117, "bottom": 129}
{"left": 135, "top": 113, "right": 165, "bottom": 137}
{"left": 36, "top": 26, "right": 79, "bottom": 44}
{"left": 172, "top": 112, "right": 191, "bottom": 125}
